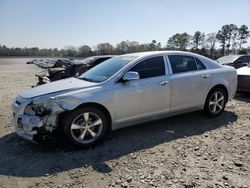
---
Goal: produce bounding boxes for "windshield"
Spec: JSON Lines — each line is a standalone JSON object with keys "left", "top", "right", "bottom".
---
{"left": 78, "top": 56, "right": 137, "bottom": 82}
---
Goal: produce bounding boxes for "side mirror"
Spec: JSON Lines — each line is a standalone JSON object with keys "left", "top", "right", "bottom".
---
{"left": 122, "top": 71, "right": 140, "bottom": 81}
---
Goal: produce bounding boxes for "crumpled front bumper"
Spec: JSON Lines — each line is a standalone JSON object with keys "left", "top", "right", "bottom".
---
{"left": 11, "top": 96, "right": 46, "bottom": 142}
{"left": 12, "top": 95, "right": 80, "bottom": 142}
{"left": 13, "top": 114, "right": 44, "bottom": 141}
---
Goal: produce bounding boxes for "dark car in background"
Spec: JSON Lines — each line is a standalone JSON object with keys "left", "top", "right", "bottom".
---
{"left": 31, "top": 56, "right": 114, "bottom": 85}
{"left": 217, "top": 55, "right": 250, "bottom": 69}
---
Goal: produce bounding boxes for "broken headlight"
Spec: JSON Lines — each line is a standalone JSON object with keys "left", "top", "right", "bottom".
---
{"left": 24, "top": 102, "right": 51, "bottom": 116}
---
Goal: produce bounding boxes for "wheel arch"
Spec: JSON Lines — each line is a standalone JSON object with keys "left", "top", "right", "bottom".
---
{"left": 57, "top": 102, "right": 112, "bottom": 132}
{"left": 207, "top": 84, "right": 229, "bottom": 102}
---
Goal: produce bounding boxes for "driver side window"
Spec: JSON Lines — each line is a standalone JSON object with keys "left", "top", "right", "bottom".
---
{"left": 130, "top": 56, "right": 165, "bottom": 79}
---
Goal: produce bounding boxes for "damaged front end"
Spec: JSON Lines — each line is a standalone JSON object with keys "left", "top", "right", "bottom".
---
{"left": 12, "top": 95, "right": 81, "bottom": 142}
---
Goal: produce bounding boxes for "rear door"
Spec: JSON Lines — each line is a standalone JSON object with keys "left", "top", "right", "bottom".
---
{"left": 167, "top": 55, "right": 212, "bottom": 112}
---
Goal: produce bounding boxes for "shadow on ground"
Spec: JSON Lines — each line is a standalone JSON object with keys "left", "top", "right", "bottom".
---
{"left": 0, "top": 110, "right": 237, "bottom": 178}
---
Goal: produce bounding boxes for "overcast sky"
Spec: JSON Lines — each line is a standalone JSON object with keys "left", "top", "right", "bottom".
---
{"left": 0, "top": 0, "right": 250, "bottom": 49}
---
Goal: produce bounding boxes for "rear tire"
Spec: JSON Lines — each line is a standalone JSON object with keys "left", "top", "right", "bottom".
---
{"left": 204, "top": 88, "right": 227, "bottom": 117}
{"left": 62, "top": 106, "right": 109, "bottom": 147}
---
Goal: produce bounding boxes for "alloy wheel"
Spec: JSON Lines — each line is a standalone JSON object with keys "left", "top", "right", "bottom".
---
{"left": 208, "top": 91, "right": 225, "bottom": 114}
{"left": 70, "top": 112, "right": 103, "bottom": 144}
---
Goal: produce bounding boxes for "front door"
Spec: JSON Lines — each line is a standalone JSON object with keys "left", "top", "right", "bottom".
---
{"left": 113, "top": 56, "right": 171, "bottom": 125}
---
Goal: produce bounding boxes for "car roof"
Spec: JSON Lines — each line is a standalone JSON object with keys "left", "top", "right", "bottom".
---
{"left": 120, "top": 50, "right": 221, "bottom": 69}
{"left": 120, "top": 50, "right": 206, "bottom": 58}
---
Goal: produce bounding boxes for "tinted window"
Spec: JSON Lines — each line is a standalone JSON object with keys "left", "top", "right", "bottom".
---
{"left": 130, "top": 56, "right": 165, "bottom": 79}
{"left": 168, "top": 55, "right": 197, "bottom": 74}
{"left": 195, "top": 58, "right": 206, "bottom": 70}
{"left": 235, "top": 57, "right": 246, "bottom": 63}
{"left": 235, "top": 56, "right": 248, "bottom": 64}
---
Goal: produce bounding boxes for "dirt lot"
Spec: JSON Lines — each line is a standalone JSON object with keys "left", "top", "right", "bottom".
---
{"left": 0, "top": 58, "right": 249, "bottom": 188}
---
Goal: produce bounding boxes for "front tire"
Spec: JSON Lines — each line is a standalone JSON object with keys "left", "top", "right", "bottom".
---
{"left": 204, "top": 88, "right": 227, "bottom": 117}
{"left": 62, "top": 106, "right": 109, "bottom": 147}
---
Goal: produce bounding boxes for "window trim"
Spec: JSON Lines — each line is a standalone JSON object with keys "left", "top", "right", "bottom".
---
{"left": 115, "top": 55, "right": 168, "bottom": 83}
{"left": 195, "top": 57, "right": 207, "bottom": 70}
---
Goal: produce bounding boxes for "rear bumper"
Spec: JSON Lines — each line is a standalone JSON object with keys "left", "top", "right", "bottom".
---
{"left": 228, "top": 79, "right": 237, "bottom": 100}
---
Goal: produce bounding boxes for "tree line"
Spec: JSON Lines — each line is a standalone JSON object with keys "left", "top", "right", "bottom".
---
{"left": 0, "top": 24, "right": 249, "bottom": 59}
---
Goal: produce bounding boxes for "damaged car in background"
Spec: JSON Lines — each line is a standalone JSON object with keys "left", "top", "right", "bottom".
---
{"left": 28, "top": 56, "right": 113, "bottom": 85}
{"left": 12, "top": 51, "right": 237, "bottom": 147}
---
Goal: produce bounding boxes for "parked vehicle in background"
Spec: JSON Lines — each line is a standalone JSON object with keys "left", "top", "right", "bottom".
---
{"left": 217, "top": 55, "right": 250, "bottom": 69}
{"left": 33, "top": 56, "right": 114, "bottom": 85}
{"left": 12, "top": 51, "right": 237, "bottom": 147}
{"left": 237, "top": 64, "right": 250, "bottom": 92}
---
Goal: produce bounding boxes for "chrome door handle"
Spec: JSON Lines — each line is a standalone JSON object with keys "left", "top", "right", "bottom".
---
{"left": 202, "top": 74, "right": 211, "bottom": 78}
{"left": 160, "top": 80, "right": 169, "bottom": 86}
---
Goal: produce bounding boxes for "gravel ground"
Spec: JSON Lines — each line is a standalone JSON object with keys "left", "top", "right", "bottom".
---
{"left": 0, "top": 58, "right": 249, "bottom": 188}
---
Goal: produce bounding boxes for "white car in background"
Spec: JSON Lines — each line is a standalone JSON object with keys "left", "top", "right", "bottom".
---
{"left": 12, "top": 51, "right": 237, "bottom": 147}
{"left": 237, "top": 65, "right": 250, "bottom": 92}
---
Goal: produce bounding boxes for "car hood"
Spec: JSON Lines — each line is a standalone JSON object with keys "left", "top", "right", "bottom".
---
{"left": 217, "top": 55, "right": 241, "bottom": 65}
{"left": 20, "top": 77, "right": 98, "bottom": 99}
{"left": 237, "top": 66, "right": 250, "bottom": 76}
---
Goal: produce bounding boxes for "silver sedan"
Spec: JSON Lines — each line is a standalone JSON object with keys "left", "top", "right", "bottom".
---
{"left": 12, "top": 51, "right": 237, "bottom": 147}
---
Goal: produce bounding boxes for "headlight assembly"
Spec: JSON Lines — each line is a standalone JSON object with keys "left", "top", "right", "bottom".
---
{"left": 24, "top": 102, "right": 51, "bottom": 116}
